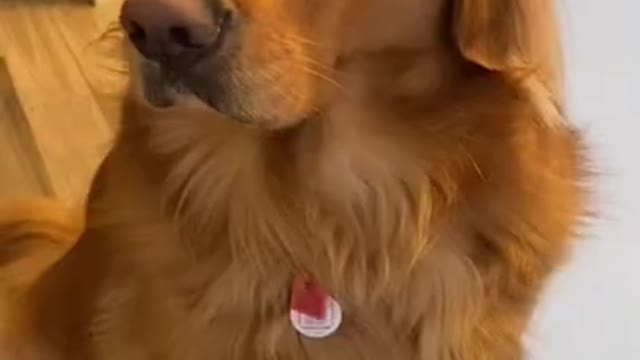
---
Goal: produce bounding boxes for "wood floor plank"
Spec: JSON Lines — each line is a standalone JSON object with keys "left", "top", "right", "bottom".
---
{"left": 51, "top": 0, "right": 128, "bottom": 127}
{"left": 0, "top": 59, "right": 53, "bottom": 200}
{"left": 0, "top": 4, "right": 114, "bottom": 204}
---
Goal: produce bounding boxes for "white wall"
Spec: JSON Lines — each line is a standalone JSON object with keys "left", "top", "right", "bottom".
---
{"left": 528, "top": 1, "right": 640, "bottom": 358}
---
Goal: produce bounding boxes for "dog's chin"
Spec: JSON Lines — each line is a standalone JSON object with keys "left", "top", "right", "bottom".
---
{"left": 142, "top": 82, "right": 179, "bottom": 109}
{"left": 136, "top": 62, "right": 259, "bottom": 126}
{"left": 137, "top": 62, "right": 313, "bottom": 129}
{"left": 139, "top": 62, "right": 208, "bottom": 110}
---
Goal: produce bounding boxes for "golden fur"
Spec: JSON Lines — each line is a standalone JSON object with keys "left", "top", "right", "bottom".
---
{"left": 0, "top": 0, "right": 586, "bottom": 359}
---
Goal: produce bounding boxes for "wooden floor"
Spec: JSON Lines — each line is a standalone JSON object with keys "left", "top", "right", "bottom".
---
{"left": 0, "top": 0, "right": 126, "bottom": 204}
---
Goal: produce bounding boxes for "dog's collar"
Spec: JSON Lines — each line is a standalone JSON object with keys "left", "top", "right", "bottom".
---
{"left": 289, "top": 276, "right": 342, "bottom": 338}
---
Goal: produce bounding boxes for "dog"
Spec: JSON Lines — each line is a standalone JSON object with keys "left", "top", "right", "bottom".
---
{"left": 0, "top": 0, "right": 587, "bottom": 358}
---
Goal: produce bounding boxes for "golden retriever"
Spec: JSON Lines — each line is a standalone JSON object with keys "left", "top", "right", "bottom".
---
{"left": 0, "top": 0, "right": 586, "bottom": 358}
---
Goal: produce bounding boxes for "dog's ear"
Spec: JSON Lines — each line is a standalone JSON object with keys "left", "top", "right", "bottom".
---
{"left": 453, "top": 0, "right": 558, "bottom": 74}
{"left": 453, "top": 0, "right": 564, "bottom": 123}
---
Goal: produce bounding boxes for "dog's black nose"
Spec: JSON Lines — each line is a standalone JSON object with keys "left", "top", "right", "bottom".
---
{"left": 120, "top": 0, "right": 225, "bottom": 68}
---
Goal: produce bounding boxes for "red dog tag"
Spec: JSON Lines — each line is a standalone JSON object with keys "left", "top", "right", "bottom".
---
{"left": 289, "top": 276, "right": 342, "bottom": 338}
{"left": 290, "top": 277, "right": 329, "bottom": 319}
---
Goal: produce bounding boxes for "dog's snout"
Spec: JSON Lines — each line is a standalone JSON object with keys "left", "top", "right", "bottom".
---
{"left": 120, "top": 0, "right": 228, "bottom": 68}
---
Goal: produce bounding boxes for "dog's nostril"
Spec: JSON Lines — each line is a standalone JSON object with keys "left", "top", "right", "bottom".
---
{"left": 169, "top": 26, "right": 197, "bottom": 48}
{"left": 127, "top": 21, "right": 147, "bottom": 48}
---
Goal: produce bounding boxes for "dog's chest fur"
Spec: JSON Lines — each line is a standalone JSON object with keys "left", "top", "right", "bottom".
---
{"left": 81, "top": 96, "right": 490, "bottom": 360}
{"left": 87, "top": 209, "right": 478, "bottom": 360}
{"left": 68, "top": 76, "right": 583, "bottom": 360}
